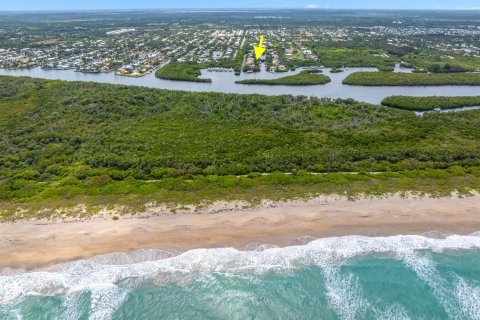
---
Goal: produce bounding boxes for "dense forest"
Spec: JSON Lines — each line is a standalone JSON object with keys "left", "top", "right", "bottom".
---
{"left": 311, "top": 48, "right": 398, "bottom": 69}
{"left": 343, "top": 72, "right": 480, "bottom": 86}
{"left": 155, "top": 62, "right": 211, "bottom": 82}
{"left": 235, "top": 71, "right": 331, "bottom": 86}
{"left": 1, "top": 76, "right": 480, "bottom": 216}
{"left": 382, "top": 96, "right": 480, "bottom": 111}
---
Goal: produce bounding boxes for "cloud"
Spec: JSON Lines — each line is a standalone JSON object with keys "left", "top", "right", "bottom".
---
{"left": 307, "top": 4, "right": 319, "bottom": 9}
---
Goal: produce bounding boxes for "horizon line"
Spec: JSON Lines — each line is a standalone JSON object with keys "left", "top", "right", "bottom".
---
{"left": 2, "top": 7, "right": 480, "bottom": 13}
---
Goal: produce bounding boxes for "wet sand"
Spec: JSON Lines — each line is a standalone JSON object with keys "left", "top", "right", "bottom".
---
{"left": 1, "top": 194, "right": 480, "bottom": 270}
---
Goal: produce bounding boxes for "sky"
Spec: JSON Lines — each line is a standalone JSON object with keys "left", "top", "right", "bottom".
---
{"left": 2, "top": 0, "right": 480, "bottom": 11}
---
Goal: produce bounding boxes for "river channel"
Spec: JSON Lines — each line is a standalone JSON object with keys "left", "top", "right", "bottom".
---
{"left": 1, "top": 66, "right": 480, "bottom": 104}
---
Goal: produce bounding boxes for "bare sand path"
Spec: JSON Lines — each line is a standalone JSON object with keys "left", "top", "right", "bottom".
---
{"left": 1, "top": 194, "right": 480, "bottom": 270}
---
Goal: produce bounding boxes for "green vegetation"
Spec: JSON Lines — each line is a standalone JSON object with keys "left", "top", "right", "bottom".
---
{"left": 330, "top": 67, "right": 343, "bottom": 73}
{"left": 2, "top": 169, "right": 480, "bottom": 221}
{"left": 1, "top": 76, "right": 480, "bottom": 218}
{"left": 378, "top": 65, "right": 394, "bottom": 72}
{"left": 310, "top": 44, "right": 480, "bottom": 75}
{"left": 343, "top": 72, "right": 480, "bottom": 86}
{"left": 382, "top": 96, "right": 480, "bottom": 111}
{"left": 312, "top": 48, "right": 397, "bottom": 69}
{"left": 155, "top": 62, "right": 211, "bottom": 82}
{"left": 235, "top": 71, "right": 331, "bottom": 86}
{"left": 387, "top": 45, "right": 418, "bottom": 58}
{"left": 403, "top": 51, "right": 480, "bottom": 73}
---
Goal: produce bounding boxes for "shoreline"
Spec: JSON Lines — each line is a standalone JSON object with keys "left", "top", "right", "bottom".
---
{"left": 1, "top": 194, "right": 480, "bottom": 270}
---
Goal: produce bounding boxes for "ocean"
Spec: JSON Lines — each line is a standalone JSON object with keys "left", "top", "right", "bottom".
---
{"left": 1, "top": 234, "right": 480, "bottom": 320}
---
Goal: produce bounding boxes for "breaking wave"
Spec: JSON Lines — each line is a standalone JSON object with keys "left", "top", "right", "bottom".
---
{"left": 1, "top": 233, "right": 480, "bottom": 319}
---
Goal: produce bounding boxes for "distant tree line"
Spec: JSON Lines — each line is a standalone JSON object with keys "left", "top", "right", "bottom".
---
{"left": 382, "top": 95, "right": 480, "bottom": 111}
{"left": 343, "top": 72, "right": 480, "bottom": 86}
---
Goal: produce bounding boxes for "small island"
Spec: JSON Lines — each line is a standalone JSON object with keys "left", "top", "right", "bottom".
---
{"left": 330, "top": 67, "right": 344, "bottom": 73}
{"left": 343, "top": 71, "right": 480, "bottom": 86}
{"left": 235, "top": 70, "right": 331, "bottom": 86}
{"left": 155, "top": 62, "right": 212, "bottom": 83}
{"left": 382, "top": 95, "right": 480, "bottom": 111}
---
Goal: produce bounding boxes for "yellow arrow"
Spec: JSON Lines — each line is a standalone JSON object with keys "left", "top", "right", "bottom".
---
{"left": 254, "top": 35, "right": 266, "bottom": 60}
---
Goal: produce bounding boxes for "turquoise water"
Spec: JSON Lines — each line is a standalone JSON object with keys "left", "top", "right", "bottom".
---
{"left": 1, "top": 234, "right": 480, "bottom": 320}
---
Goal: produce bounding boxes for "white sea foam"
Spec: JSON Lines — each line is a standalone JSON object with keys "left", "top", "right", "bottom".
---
{"left": 323, "top": 267, "right": 413, "bottom": 320}
{"left": 87, "top": 284, "right": 127, "bottom": 320}
{"left": 401, "top": 251, "right": 463, "bottom": 319}
{"left": 455, "top": 277, "right": 480, "bottom": 320}
{"left": 400, "top": 250, "right": 480, "bottom": 320}
{"left": 61, "top": 292, "right": 88, "bottom": 320}
{"left": 1, "top": 234, "right": 480, "bottom": 308}
{"left": 376, "top": 305, "right": 411, "bottom": 320}
{"left": 323, "top": 267, "right": 370, "bottom": 320}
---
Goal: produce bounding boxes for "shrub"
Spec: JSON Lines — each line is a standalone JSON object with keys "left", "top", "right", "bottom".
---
{"left": 86, "top": 175, "right": 113, "bottom": 187}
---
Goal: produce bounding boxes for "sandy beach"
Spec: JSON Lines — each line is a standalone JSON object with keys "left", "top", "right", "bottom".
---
{"left": 1, "top": 194, "right": 480, "bottom": 270}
